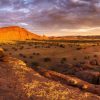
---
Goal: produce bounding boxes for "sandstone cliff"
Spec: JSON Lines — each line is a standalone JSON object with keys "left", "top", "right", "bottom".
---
{"left": 0, "top": 26, "right": 47, "bottom": 41}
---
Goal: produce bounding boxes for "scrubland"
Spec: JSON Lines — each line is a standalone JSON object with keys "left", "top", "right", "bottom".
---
{"left": 1, "top": 39, "right": 100, "bottom": 98}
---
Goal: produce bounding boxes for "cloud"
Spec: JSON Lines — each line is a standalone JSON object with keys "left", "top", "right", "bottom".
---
{"left": 0, "top": 0, "right": 100, "bottom": 35}
{"left": 61, "top": 27, "right": 100, "bottom": 32}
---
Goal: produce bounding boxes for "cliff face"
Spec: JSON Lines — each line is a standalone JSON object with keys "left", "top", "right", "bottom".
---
{"left": 0, "top": 26, "right": 45, "bottom": 41}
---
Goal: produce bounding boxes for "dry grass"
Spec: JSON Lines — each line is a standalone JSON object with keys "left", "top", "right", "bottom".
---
{"left": 1, "top": 40, "right": 100, "bottom": 99}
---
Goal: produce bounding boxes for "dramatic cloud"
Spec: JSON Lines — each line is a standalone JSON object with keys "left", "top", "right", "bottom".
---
{"left": 0, "top": 0, "right": 100, "bottom": 36}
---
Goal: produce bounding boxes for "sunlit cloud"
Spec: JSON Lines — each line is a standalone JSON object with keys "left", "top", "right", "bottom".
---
{"left": 0, "top": 0, "right": 100, "bottom": 36}
{"left": 18, "top": 23, "right": 28, "bottom": 26}
{"left": 61, "top": 27, "right": 100, "bottom": 33}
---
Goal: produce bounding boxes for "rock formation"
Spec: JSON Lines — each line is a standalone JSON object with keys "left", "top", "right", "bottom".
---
{"left": 0, "top": 26, "right": 48, "bottom": 41}
{"left": 0, "top": 48, "right": 5, "bottom": 58}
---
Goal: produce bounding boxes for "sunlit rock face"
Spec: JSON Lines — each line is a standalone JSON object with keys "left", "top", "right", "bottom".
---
{"left": 0, "top": 26, "right": 47, "bottom": 41}
{"left": 0, "top": 48, "right": 5, "bottom": 58}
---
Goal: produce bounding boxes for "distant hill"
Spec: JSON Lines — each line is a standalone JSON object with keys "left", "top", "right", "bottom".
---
{"left": 0, "top": 26, "right": 100, "bottom": 42}
{"left": 0, "top": 26, "right": 48, "bottom": 41}
{"left": 49, "top": 36, "right": 100, "bottom": 41}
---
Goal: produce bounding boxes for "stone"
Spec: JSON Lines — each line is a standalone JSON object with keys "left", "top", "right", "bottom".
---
{"left": 0, "top": 48, "right": 5, "bottom": 58}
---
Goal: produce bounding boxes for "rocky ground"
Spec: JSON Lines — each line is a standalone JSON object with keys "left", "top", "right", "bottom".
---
{"left": 0, "top": 48, "right": 100, "bottom": 100}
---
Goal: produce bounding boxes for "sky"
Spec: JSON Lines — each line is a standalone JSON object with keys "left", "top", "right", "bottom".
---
{"left": 0, "top": 0, "right": 100, "bottom": 36}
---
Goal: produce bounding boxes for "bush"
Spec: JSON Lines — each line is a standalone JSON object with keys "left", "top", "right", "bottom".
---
{"left": 61, "top": 57, "right": 67, "bottom": 64}
{"left": 73, "top": 58, "right": 77, "bottom": 61}
{"left": 36, "top": 53, "right": 40, "bottom": 55}
{"left": 19, "top": 53, "right": 26, "bottom": 58}
{"left": 94, "top": 55, "right": 97, "bottom": 58}
{"left": 29, "top": 56, "right": 33, "bottom": 59}
{"left": 76, "top": 47, "right": 82, "bottom": 50}
{"left": 44, "top": 57, "right": 51, "bottom": 62}
{"left": 19, "top": 46, "right": 24, "bottom": 50}
{"left": 32, "top": 52, "right": 40, "bottom": 55}
{"left": 59, "top": 44, "right": 65, "bottom": 48}
{"left": 31, "top": 61, "right": 39, "bottom": 66}
{"left": 84, "top": 56, "right": 90, "bottom": 60}
{"left": 9, "top": 53, "right": 12, "bottom": 55}
{"left": 90, "top": 59, "right": 98, "bottom": 66}
{"left": 3, "top": 48, "right": 8, "bottom": 51}
{"left": 12, "top": 47, "right": 17, "bottom": 51}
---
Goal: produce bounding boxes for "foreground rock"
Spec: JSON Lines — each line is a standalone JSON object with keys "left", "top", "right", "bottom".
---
{"left": 0, "top": 52, "right": 100, "bottom": 99}
{"left": 75, "top": 70, "right": 100, "bottom": 85}
{"left": 34, "top": 66, "right": 100, "bottom": 96}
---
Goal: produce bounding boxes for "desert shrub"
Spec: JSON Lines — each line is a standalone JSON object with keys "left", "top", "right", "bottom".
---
{"left": 32, "top": 52, "right": 40, "bottom": 55}
{"left": 31, "top": 61, "right": 39, "bottom": 66}
{"left": 60, "top": 57, "right": 67, "bottom": 64}
{"left": 97, "top": 43, "right": 99, "bottom": 46}
{"left": 75, "top": 63, "right": 82, "bottom": 67}
{"left": 59, "top": 44, "right": 65, "bottom": 48}
{"left": 92, "top": 44, "right": 95, "bottom": 46}
{"left": 36, "top": 53, "right": 40, "bottom": 55}
{"left": 49, "top": 67, "right": 56, "bottom": 71}
{"left": 76, "top": 47, "right": 82, "bottom": 50}
{"left": 34, "top": 46, "right": 38, "bottom": 48}
{"left": 73, "top": 58, "right": 77, "bottom": 61}
{"left": 24, "top": 60, "right": 27, "bottom": 63}
{"left": 43, "top": 57, "right": 51, "bottom": 62}
{"left": 26, "top": 47, "right": 30, "bottom": 49}
{"left": 33, "top": 52, "right": 36, "bottom": 55}
{"left": 90, "top": 59, "right": 98, "bottom": 66}
{"left": 19, "top": 53, "right": 23, "bottom": 57}
{"left": 3, "top": 48, "right": 8, "bottom": 51}
{"left": 19, "top": 53, "right": 26, "bottom": 58}
{"left": 29, "top": 56, "right": 33, "bottom": 59}
{"left": 12, "top": 47, "right": 17, "bottom": 51}
{"left": 29, "top": 44, "right": 33, "bottom": 46}
{"left": 46, "top": 46, "right": 50, "bottom": 48}
{"left": 84, "top": 56, "right": 90, "bottom": 60}
{"left": 19, "top": 46, "right": 24, "bottom": 50}
{"left": 9, "top": 53, "right": 12, "bottom": 55}
{"left": 79, "top": 61, "right": 86, "bottom": 65}
{"left": 26, "top": 39, "right": 30, "bottom": 40}
{"left": 94, "top": 55, "right": 98, "bottom": 58}
{"left": 22, "top": 55, "right": 26, "bottom": 58}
